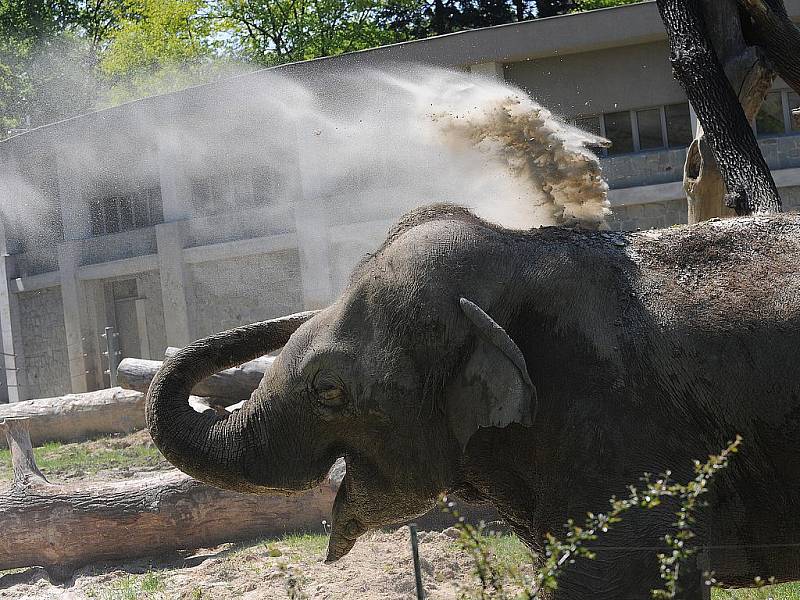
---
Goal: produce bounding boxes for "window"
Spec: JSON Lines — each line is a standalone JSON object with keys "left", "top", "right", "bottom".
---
{"left": 88, "top": 187, "right": 163, "bottom": 237}
{"left": 636, "top": 108, "right": 665, "bottom": 150}
{"left": 574, "top": 115, "right": 602, "bottom": 138}
{"left": 788, "top": 91, "right": 800, "bottom": 132}
{"left": 191, "top": 178, "right": 214, "bottom": 214}
{"left": 604, "top": 111, "right": 634, "bottom": 155}
{"left": 756, "top": 91, "right": 786, "bottom": 136}
{"left": 665, "top": 103, "right": 693, "bottom": 147}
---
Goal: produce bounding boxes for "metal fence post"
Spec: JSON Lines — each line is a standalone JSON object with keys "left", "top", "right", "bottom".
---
{"left": 102, "top": 326, "right": 121, "bottom": 387}
{"left": 409, "top": 523, "right": 425, "bottom": 600}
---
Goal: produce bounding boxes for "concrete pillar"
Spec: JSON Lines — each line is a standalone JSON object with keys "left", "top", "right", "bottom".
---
{"left": 293, "top": 123, "right": 334, "bottom": 310}
{"left": 470, "top": 62, "right": 505, "bottom": 81}
{"left": 58, "top": 241, "right": 89, "bottom": 393}
{"left": 157, "top": 133, "right": 193, "bottom": 222}
{"left": 56, "top": 148, "right": 91, "bottom": 240}
{"left": 156, "top": 221, "right": 191, "bottom": 347}
{"left": 0, "top": 254, "right": 27, "bottom": 402}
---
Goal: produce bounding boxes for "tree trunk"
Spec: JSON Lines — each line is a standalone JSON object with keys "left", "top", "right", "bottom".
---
{"left": 657, "top": 0, "right": 782, "bottom": 217}
{"left": 684, "top": 0, "right": 776, "bottom": 223}
{"left": 117, "top": 353, "right": 273, "bottom": 404}
{"left": 0, "top": 418, "right": 338, "bottom": 580}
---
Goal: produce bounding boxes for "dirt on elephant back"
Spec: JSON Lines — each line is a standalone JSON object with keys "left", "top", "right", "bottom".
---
{"left": 0, "top": 527, "right": 528, "bottom": 599}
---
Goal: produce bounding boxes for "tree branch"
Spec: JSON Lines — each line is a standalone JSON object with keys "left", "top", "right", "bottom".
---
{"left": 737, "top": 0, "right": 800, "bottom": 95}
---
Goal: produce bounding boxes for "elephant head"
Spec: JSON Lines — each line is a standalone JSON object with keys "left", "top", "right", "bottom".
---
{"left": 146, "top": 206, "right": 536, "bottom": 560}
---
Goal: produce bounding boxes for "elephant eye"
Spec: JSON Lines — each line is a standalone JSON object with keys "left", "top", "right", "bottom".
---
{"left": 318, "top": 387, "right": 347, "bottom": 407}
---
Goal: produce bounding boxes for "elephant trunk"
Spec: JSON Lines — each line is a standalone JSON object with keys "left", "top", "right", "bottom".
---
{"left": 145, "top": 311, "right": 318, "bottom": 493}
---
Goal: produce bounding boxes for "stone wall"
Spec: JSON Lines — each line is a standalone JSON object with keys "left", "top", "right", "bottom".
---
{"left": 780, "top": 186, "right": 800, "bottom": 211}
{"left": 608, "top": 198, "right": 688, "bottom": 231}
{"left": 18, "top": 287, "right": 70, "bottom": 399}
{"left": 186, "top": 250, "right": 304, "bottom": 339}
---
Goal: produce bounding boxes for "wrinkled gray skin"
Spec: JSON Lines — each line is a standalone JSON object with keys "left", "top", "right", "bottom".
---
{"left": 147, "top": 205, "right": 800, "bottom": 599}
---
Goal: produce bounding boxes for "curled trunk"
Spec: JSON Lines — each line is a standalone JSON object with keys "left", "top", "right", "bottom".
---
{"left": 145, "top": 311, "right": 317, "bottom": 492}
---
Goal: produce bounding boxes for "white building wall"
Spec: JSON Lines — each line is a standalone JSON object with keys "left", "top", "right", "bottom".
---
{"left": 18, "top": 288, "right": 70, "bottom": 399}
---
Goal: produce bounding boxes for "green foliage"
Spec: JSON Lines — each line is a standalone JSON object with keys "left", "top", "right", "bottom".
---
{"left": 88, "top": 570, "right": 166, "bottom": 600}
{"left": 443, "top": 436, "right": 743, "bottom": 599}
{"left": 99, "top": 0, "right": 226, "bottom": 103}
{"left": 572, "top": 0, "right": 642, "bottom": 11}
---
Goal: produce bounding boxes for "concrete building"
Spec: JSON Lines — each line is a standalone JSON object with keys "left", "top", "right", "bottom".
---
{"left": 1, "top": 0, "right": 799, "bottom": 402}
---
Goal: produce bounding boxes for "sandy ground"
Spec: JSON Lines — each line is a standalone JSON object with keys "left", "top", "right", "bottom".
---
{"left": 0, "top": 527, "right": 517, "bottom": 599}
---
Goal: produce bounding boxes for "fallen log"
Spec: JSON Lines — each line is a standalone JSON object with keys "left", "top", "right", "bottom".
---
{"left": 118, "top": 351, "right": 274, "bottom": 403}
{"left": 0, "top": 388, "right": 145, "bottom": 447}
{"left": 0, "top": 418, "right": 338, "bottom": 580}
{"left": 0, "top": 388, "right": 221, "bottom": 447}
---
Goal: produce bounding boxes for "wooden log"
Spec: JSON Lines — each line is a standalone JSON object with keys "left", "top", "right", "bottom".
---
{"left": 0, "top": 388, "right": 220, "bottom": 448}
{"left": 118, "top": 351, "right": 274, "bottom": 403}
{"left": 0, "top": 418, "right": 338, "bottom": 579}
{"left": 0, "top": 388, "right": 146, "bottom": 447}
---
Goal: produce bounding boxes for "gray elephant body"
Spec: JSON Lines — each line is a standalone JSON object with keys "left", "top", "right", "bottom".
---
{"left": 147, "top": 206, "right": 800, "bottom": 598}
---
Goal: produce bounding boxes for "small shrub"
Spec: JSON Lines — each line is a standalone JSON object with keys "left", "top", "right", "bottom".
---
{"left": 444, "top": 436, "right": 742, "bottom": 599}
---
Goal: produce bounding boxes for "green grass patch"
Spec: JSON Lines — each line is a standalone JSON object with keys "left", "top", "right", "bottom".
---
{"left": 0, "top": 435, "right": 165, "bottom": 482}
{"left": 87, "top": 570, "right": 166, "bottom": 600}
{"left": 714, "top": 583, "right": 800, "bottom": 599}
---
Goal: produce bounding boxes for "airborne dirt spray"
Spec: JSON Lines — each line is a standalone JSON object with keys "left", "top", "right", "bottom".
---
{"left": 284, "top": 65, "right": 610, "bottom": 232}
{"left": 0, "top": 64, "right": 610, "bottom": 289}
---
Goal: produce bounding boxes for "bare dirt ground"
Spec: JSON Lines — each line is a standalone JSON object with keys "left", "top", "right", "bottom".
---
{"left": 0, "top": 527, "right": 521, "bottom": 599}
{"left": 0, "top": 432, "right": 795, "bottom": 599}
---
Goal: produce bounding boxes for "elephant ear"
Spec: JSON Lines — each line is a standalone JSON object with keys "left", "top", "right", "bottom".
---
{"left": 447, "top": 298, "right": 536, "bottom": 450}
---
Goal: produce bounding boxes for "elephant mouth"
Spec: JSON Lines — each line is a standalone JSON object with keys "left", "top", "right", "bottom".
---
{"left": 324, "top": 455, "right": 440, "bottom": 562}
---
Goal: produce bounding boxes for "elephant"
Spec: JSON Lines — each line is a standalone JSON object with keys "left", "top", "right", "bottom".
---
{"left": 146, "top": 204, "right": 800, "bottom": 598}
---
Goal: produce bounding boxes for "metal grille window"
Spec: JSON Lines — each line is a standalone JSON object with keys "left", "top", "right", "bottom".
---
{"left": 89, "top": 187, "right": 163, "bottom": 236}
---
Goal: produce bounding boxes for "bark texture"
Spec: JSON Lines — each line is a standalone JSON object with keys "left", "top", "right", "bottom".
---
{"left": 685, "top": 0, "right": 776, "bottom": 223}
{"left": 657, "top": 0, "right": 782, "bottom": 216}
{"left": 0, "top": 418, "right": 338, "bottom": 579}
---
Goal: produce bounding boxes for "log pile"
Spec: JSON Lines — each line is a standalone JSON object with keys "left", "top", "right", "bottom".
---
{"left": 0, "top": 418, "right": 338, "bottom": 579}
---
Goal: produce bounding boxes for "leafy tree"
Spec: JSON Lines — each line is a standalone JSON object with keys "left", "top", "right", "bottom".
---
{"left": 572, "top": 0, "right": 641, "bottom": 10}
{"left": 217, "top": 0, "right": 416, "bottom": 65}
{"left": 535, "top": 0, "right": 573, "bottom": 17}
{"left": 99, "top": 0, "right": 222, "bottom": 103}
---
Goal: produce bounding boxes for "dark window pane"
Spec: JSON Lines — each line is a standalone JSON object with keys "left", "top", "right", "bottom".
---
{"left": 192, "top": 178, "right": 214, "bottom": 214}
{"left": 89, "top": 199, "right": 104, "bottom": 236}
{"left": 112, "top": 278, "right": 138, "bottom": 300}
{"left": 104, "top": 198, "right": 120, "bottom": 233}
{"left": 756, "top": 91, "right": 785, "bottom": 136}
{"left": 133, "top": 192, "right": 149, "bottom": 227}
{"left": 604, "top": 111, "right": 634, "bottom": 155}
{"left": 789, "top": 91, "right": 800, "bottom": 132}
{"left": 119, "top": 196, "right": 134, "bottom": 230}
{"left": 637, "top": 108, "right": 664, "bottom": 150}
{"left": 575, "top": 115, "right": 602, "bottom": 137}
{"left": 665, "top": 103, "right": 693, "bottom": 147}
{"left": 148, "top": 187, "right": 164, "bottom": 224}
